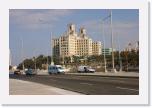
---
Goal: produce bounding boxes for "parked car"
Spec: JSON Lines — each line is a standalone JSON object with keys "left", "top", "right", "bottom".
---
{"left": 14, "top": 69, "right": 22, "bottom": 75}
{"left": 77, "top": 66, "right": 95, "bottom": 73}
{"left": 25, "top": 68, "right": 37, "bottom": 75}
{"left": 48, "top": 65, "right": 65, "bottom": 74}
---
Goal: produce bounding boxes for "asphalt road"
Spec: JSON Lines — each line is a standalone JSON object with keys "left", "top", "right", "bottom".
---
{"left": 9, "top": 74, "right": 139, "bottom": 95}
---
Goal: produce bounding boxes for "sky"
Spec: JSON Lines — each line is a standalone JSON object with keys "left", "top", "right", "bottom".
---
{"left": 9, "top": 9, "right": 139, "bottom": 65}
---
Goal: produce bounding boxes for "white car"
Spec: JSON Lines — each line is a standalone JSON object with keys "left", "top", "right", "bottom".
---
{"left": 48, "top": 65, "right": 65, "bottom": 74}
{"left": 77, "top": 66, "right": 95, "bottom": 73}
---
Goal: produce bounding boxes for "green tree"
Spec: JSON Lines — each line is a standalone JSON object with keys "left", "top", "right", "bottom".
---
{"left": 9, "top": 65, "right": 12, "bottom": 70}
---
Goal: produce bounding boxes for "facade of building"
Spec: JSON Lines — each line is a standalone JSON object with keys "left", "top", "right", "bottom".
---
{"left": 102, "top": 48, "right": 116, "bottom": 56}
{"left": 53, "top": 24, "right": 102, "bottom": 57}
{"left": 124, "top": 41, "right": 139, "bottom": 52}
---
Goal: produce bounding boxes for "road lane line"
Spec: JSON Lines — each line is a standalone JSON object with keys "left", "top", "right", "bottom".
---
{"left": 106, "top": 79, "right": 126, "bottom": 83}
{"left": 80, "top": 82, "right": 93, "bottom": 86}
{"left": 116, "top": 87, "right": 139, "bottom": 92}
{"left": 50, "top": 79, "right": 57, "bottom": 81}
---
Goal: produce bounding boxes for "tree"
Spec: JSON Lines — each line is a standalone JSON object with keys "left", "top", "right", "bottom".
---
{"left": 9, "top": 65, "right": 12, "bottom": 70}
{"left": 18, "top": 59, "right": 34, "bottom": 69}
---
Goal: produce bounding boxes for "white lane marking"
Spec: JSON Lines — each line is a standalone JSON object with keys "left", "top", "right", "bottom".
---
{"left": 51, "top": 79, "right": 57, "bottom": 81}
{"left": 106, "top": 79, "right": 126, "bottom": 83}
{"left": 80, "top": 82, "right": 93, "bottom": 86}
{"left": 116, "top": 87, "right": 139, "bottom": 92}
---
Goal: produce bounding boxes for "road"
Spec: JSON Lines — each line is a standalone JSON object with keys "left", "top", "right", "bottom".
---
{"left": 9, "top": 74, "right": 139, "bottom": 95}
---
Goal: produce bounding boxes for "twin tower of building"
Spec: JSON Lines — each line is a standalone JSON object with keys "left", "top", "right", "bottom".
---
{"left": 53, "top": 24, "right": 102, "bottom": 57}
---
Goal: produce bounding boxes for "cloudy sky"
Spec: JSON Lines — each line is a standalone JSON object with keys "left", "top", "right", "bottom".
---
{"left": 9, "top": 9, "right": 139, "bottom": 65}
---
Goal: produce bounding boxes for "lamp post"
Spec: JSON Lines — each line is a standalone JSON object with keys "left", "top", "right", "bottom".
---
{"left": 101, "top": 20, "right": 107, "bottom": 73}
{"left": 47, "top": 52, "right": 49, "bottom": 72}
{"left": 124, "top": 49, "right": 128, "bottom": 72}
{"left": 34, "top": 57, "right": 36, "bottom": 71}
{"left": 50, "top": 32, "right": 54, "bottom": 65}
{"left": 101, "top": 11, "right": 112, "bottom": 73}
{"left": 110, "top": 10, "right": 117, "bottom": 73}
{"left": 117, "top": 34, "right": 122, "bottom": 72}
{"left": 9, "top": 48, "right": 12, "bottom": 66}
{"left": 39, "top": 19, "right": 54, "bottom": 66}
{"left": 101, "top": 10, "right": 116, "bottom": 72}
{"left": 21, "top": 37, "right": 25, "bottom": 72}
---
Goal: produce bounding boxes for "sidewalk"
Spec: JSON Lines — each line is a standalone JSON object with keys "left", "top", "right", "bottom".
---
{"left": 10, "top": 70, "right": 139, "bottom": 78}
{"left": 35, "top": 70, "right": 139, "bottom": 78}
{"left": 9, "top": 79, "right": 82, "bottom": 95}
{"left": 66, "top": 71, "right": 139, "bottom": 78}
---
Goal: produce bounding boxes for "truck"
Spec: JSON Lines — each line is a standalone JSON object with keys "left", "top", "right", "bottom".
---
{"left": 48, "top": 65, "right": 65, "bottom": 74}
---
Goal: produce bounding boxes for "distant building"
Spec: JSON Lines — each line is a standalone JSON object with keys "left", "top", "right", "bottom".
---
{"left": 135, "top": 41, "right": 139, "bottom": 52}
{"left": 53, "top": 24, "right": 102, "bottom": 57}
{"left": 12, "top": 66, "right": 17, "bottom": 71}
{"left": 102, "top": 48, "right": 116, "bottom": 56}
{"left": 125, "top": 41, "right": 139, "bottom": 52}
{"left": 92, "top": 41, "right": 102, "bottom": 55}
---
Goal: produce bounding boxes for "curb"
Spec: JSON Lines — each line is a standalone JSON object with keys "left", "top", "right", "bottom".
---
{"left": 65, "top": 73, "right": 139, "bottom": 78}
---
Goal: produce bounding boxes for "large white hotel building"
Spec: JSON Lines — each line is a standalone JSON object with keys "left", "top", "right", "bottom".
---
{"left": 52, "top": 24, "right": 102, "bottom": 57}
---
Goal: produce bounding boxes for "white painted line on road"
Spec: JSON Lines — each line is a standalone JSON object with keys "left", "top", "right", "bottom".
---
{"left": 80, "top": 82, "right": 93, "bottom": 86}
{"left": 106, "top": 79, "right": 126, "bottom": 83}
{"left": 50, "top": 79, "right": 57, "bottom": 81}
{"left": 116, "top": 87, "right": 139, "bottom": 92}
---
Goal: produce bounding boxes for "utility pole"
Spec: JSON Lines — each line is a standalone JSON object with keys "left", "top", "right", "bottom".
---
{"left": 50, "top": 32, "right": 54, "bottom": 65}
{"left": 47, "top": 52, "right": 49, "bottom": 72}
{"left": 117, "top": 34, "right": 122, "bottom": 72}
{"left": 21, "top": 37, "right": 25, "bottom": 72}
{"left": 110, "top": 10, "right": 117, "bottom": 73}
{"left": 102, "top": 20, "right": 107, "bottom": 73}
{"left": 34, "top": 57, "right": 36, "bottom": 70}
{"left": 9, "top": 48, "right": 12, "bottom": 66}
{"left": 33, "top": 49, "right": 37, "bottom": 71}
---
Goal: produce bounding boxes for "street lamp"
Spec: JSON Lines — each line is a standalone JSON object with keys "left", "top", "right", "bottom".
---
{"left": 47, "top": 52, "right": 49, "bottom": 72}
{"left": 50, "top": 32, "right": 54, "bottom": 65}
{"left": 110, "top": 10, "right": 117, "bottom": 73}
{"left": 117, "top": 34, "right": 122, "bottom": 72}
{"left": 101, "top": 20, "right": 107, "bottom": 73}
{"left": 101, "top": 10, "right": 116, "bottom": 72}
{"left": 101, "top": 11, "right": 111, "bottom": 73}
{"left": 21, "top": 36, "right": 25, "bottom": 72}
{"left": 9, "top": 48, "right": 12, "bottom": 66}
{"left": 34, "top": 57, "right": 36, "bottom": 70}
{"left": 39, "top": 19, "right": 54, "bottom": 65}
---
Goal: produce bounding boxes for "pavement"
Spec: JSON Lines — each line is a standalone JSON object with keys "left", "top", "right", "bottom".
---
{"left": 10, "top": 70, "right": 139, "bottom": 78}
{"left": 9, "top": 78, "right": 82, "bottom": 95}
{"left": 10, "top": 74, "right": 139, "bottom": 95}
{"left": 9, "top": 70, "right": 139, "bottom": 95}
